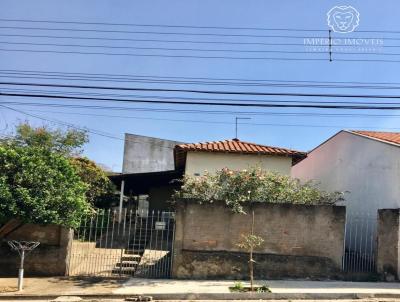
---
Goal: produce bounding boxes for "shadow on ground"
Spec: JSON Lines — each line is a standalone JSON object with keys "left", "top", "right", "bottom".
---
{"left": 47, "top": 276, "right": 128, "bottom": 289}
{"left": 0, "top": 287, "right": 18, "bottom": 293}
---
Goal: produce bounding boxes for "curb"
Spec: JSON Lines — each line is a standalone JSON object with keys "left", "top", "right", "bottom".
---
{"left": 1, "top": 292, "right": 400, "bottom": 300}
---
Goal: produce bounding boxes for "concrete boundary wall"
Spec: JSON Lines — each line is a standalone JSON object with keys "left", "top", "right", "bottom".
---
{"left": 0, "top": 223, "right": 72, "bottom": 276}
{"left": 172, "top": 200, "right": 346, "bottom": 279}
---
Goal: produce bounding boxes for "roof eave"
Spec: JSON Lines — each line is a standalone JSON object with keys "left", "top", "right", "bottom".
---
{"left": 179, "top": 148, "right": 306, "bottom": 158}
{"left": 346, "top": 130, "right": 400, "bottom": 148}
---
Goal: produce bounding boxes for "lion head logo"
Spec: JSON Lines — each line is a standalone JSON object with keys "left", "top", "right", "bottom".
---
{"left": 327, "top": 6, "right": 360, "bottom": 33}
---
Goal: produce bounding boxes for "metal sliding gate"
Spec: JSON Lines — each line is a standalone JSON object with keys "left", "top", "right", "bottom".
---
{"left": 67, "top": 209, "right": 175, "bottom": 278}
{"left": 342, "top": 212, "right": 377, "bottom": 275}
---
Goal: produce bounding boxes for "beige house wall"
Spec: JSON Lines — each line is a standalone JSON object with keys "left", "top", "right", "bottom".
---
{"left": 184, "top": 151, "right": 292, "bottom": 176}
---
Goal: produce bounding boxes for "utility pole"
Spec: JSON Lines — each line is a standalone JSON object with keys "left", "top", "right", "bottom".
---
{"left": 235, "top": 117, "right": 251, "bottom": 139}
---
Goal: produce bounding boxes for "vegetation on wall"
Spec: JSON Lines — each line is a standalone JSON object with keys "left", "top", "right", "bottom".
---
{"left": 173, "top": 167, "right": 344, "bottom": 213}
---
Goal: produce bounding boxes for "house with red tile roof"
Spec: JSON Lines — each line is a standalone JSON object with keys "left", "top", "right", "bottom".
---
{"left": 111, "top": 134, "right": 306, "bottom": 215}
{"left": 175, "top": 138, "right": 306, "bottom": 176}
{"left": 292, "top": 130, "right": 400, "bottom": 273}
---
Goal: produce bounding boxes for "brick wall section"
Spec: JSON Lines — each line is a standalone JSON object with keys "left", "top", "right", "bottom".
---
{"left": 173, "top": 200, "right": 346, "bottom": 279}
{"left": 0, "top": 223, "right": 72, "bottom": 276}
{"left": 377, "top": 209, "right": 400, "bottom": 280}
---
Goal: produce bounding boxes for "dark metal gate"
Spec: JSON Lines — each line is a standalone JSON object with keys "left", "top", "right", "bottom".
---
{"left": 67, "top": 209, "right": 175, "bottom": 278}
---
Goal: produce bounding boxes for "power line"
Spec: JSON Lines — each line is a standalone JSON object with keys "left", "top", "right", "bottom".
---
{"left": 1, "top": 24, "right": 396, "bottom": 43}
{"left": 4, "top": 71, "right": 400, "bottom": 90}
{"left": 0, "top": 104, "right": 125, "bottom": 140}
{"left": 4, "top": 80, "right": 400, "bottom": 100}
{"left": 0, "top": 33, "right": 314, "bottom": 47}
{"left": 3, "top": 32, "right": 393, "bottom": 49}
{"left": 0, "top": 25, "right": 331, "bottom": 39}
{"left": 2, "top": 100, "right": 398, "bottom": 131}
{"left": 2, "top": 47, "right": 400, "bottom": 63}
{"left": 2, "top": 91, "right": 400, "bottom": 110}
{"left": 0, "top": 47, "right": 330, "bottom": 61}
{"left": 0, "top": 18, "right": 327, "bottom": 32}
{"left": 4, "top": 87, "right": 400, "bottom": 106}
{"left": 4, "top": 99, "right": 400, "bottom": 119}
{"left": 1, "top": 41, "right": 398, "bottom": 58}
{"left": 0, "top": 105, "right": 177, "bottom": 149}
{"left": 3, "top": 17, "right": 400, "bottom": 34}
{"left": 0, "top": 106, "right": 194, "bottom": 151}
{"left": 16, "top": 108, "right": 400, "bottom": 131}
{"left": 0, "top": 41, "right": 327, "bottom": 55}
{"left": 3, "top": 68, "right": 400, "bottom": 87}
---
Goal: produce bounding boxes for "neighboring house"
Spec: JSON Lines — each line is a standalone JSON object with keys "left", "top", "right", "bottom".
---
{"left": 111, "top": 135, "right": 306, "bottom": 214}
{"left": 112, "top": 133, "right": 185, "bottom": 215}
{"left": 174, "top": 138, "right": 306, "bottom": 176}
{"left": 122, "top": 133, "right": 184, "bottom": 173}
{"left": 292, "top": 130, "right": 400, "bottom": 273}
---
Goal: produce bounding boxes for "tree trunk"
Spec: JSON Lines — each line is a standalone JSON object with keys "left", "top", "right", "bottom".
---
{"left": 250, "top": 248, "right": 254, "bottom": 291}
{"left": 250, "top": 210, "right": 255, "bottom": 291}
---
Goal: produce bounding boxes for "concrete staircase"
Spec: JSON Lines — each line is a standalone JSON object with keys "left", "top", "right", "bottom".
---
{"left": 112, "top": 217, "right": 151, "bottom": 275}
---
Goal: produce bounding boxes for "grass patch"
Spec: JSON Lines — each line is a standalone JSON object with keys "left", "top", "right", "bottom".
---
{"left": 229, "top": 281, "right": 271, "bottom": 293}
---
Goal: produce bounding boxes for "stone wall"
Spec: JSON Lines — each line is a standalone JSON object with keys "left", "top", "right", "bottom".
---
{"left": 377, "top": 209, "right": 400, "bottom": 281}
{"left": 172, "top": 200, "right": 346, "bottom": 279}
{"left": 0, "top": 223, "right": 72, "bottom": 276}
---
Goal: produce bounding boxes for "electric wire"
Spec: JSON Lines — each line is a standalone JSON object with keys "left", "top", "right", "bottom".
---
{"left": 3, "top": 91, "right": 400, "bottom": 110}
{"left": 5, "top": 98, "right": 400, "bottom": 119}
{"left": 3, "top": 68, "right": 400, "bottom": 87}
{"left": 4, "top": 87, "right": 400, "bottom": 106}
{"left": 15, "top": 108, "right": 400, "bottom": 131}
{"left": 4, "top": 80, "right": 400, "bottom": 100}
{"left": 3, "top": 17, "right": 400, "bottom": 34}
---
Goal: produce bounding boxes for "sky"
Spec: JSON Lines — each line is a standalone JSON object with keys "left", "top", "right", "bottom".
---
{"left": 0, "top": 0, "right": 399, "bottom": 171}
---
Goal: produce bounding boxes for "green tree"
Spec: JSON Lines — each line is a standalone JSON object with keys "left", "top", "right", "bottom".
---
{"left": 237, "top": 210, "right": 264, "bottom": 291}
{"left": 70, "top": 157, "right": 118, "bottom": 208}
{"left": 4, "top": 122, "right": 88, "bottom": 156}
{"left": 2, "top": 123, "right": 116, "bottom": 209}
{"left": 0, "top": 145, "right": 91, "bottom": 227}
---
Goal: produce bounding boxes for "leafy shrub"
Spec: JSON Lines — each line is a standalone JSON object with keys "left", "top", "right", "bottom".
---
{"left": 0, "top": 145, "right": 92, "bottom": 227}
{"left": 173, "top": 167, "right": 344, "bottom": 213}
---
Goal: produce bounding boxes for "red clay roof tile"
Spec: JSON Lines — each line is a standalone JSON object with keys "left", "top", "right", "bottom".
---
{"left": 175, "top": 138, "right": 306, "bottom": 157}
{"left": 351, "top": 130, "right": 400, "bottom": 146}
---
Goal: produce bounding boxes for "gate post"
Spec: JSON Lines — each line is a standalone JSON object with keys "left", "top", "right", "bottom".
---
{"left": 171, "top": 201, "right": 185, "bottom": 278}
{"left": 64, "top": 228, "right": 74, "bottom": 276}
{"left": 377, "top": 209, "right": 400, "bottom": 281}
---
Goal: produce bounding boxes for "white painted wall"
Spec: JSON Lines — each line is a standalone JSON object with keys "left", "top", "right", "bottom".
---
{"left": 185, "top": 151, "right": 292, "bottom": 176}
{"left": 292, "top": 131, "right": 400, "bottom": 215}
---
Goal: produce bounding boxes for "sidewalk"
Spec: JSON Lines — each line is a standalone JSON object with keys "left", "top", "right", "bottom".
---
{"left": 116, "top": 278, "right": 400, "bottom": 295}
{"left": 1, "top": 277, "right": 400, "bottom": 296}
